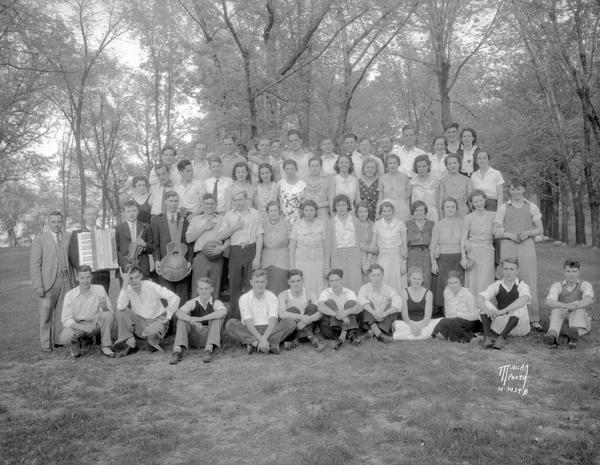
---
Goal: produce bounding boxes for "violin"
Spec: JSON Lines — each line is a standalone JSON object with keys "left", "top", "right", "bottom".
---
{"left": 158, "top": 208, "right": 190, "bottom": 282}
{"left": 127, "top": 224, "right": 147, "bottom": 266}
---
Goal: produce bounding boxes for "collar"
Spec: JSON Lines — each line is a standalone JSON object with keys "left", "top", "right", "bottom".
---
{"left": 507, "top": 198, "right": 529, "bottom": 206}
{"left": 195, "top": 296, "right": 213, "bottom": 307}
{"left": 561, "top": 280, "right": 580, "bottom": 288}
{"left": 501, "top": 278, "right": 520, "bottom": 289}
{"left": 252, "top": 290, "right": 266, "bottom": 299}
{"left": 75, "top": 286, "right": 93, "bottom": 296}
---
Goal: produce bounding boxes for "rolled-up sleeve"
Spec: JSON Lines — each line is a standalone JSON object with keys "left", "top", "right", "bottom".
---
{"left": 479, "top": 281, "right": 499, "bottom": 301}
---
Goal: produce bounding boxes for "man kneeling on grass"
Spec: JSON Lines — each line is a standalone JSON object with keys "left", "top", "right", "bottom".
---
{"left": 60, "top": 265, "right": 114, "bottom": 358}
{"left": 114, "top": 264, "right": 179, "bottom": 357}
{"left": 476, "top": 257, "right": 530, "bottom": 350}
{"left": 278, "top": 269, "right": 325, "bottom": 352}
{"left": 316, "top": 269, "right": 362, "bottom": 350}
{"left": 543, "top": 259, "right": 595, "bottom": 349}
{"left": 357, "top": 264, "right": 401, "bottom": 344}
{"left": 225, "top": 269, "right": 296, "bottom": 354}
{"left": 169, "top": 278, "right": 226, "bottom": 364}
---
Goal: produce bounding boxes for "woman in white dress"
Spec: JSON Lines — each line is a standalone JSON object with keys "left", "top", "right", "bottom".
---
{"left": 277, "top": 159, "right": 306, "bottom": 225}
{"left": 379, "top": 154, "right": 411, "bottom": 222}
{"left": 328, "top": 154, "right": 358, "bottom": 211}
{"left": 409, "top": 154, "right": 439, "bottom": 222}
{"left": 370, "top": 200, "right": 408, "bottom": 292}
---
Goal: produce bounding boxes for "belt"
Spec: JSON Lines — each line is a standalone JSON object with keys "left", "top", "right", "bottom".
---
{"left": 408, "top": 245, "right": 428, "bottom": 250}
{"left": 231, "top": 243, "right": 256, "bottom": 250}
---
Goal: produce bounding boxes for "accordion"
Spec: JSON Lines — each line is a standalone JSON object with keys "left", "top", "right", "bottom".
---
{"left": 76, "top": 229, "right": 118, "bottom": 271}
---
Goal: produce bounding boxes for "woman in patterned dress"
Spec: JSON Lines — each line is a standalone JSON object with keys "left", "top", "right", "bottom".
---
{"left": 405, "top": 200, "right": 435, "bottom": 291}
{"left": 277, "top": 159, "right": 306, "bottom": 225}
{"left": 253, "top": 163, "right": 278, "bottom": 221}
{"left": 357, "top": 157, "right": 381, "bottom": 221}
{"left": 261, "top": 201, "right": 291, "bottom": 296}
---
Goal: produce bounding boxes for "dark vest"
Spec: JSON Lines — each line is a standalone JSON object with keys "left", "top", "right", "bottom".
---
{"left": 190, "top": 300, "right": 213, "bottom": 319}
{"left": 558, "top": 283, "right": 583, "bottom": 304}
{"left": 497, "top": 282, "right": 519, "bottom": 310}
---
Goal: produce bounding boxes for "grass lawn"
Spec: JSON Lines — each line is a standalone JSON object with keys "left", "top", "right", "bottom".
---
{"left": 1, "top": 243, "right": 599, "bottom": 465}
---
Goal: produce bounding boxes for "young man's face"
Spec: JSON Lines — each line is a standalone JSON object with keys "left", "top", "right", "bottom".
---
{"left": 343, "top": 137, "right": 356, "bottom": 154}
{"left": 502, "top": 262, "right": 519, "bottom": 281}
{"left": 251, "top": 275, "right": 268, "bottom": 292}
{"left": 129, "top": 270, "right": 143, "bottom": 292}
{"left": 165, "top": 195, "right": 180, "bottom": 213}
{"left": 156, "top": 167, "right": 170, "bottom": 185}
{"left": 209, "top": 161, "right": 222, "bottom": 177}
{"left": 48, "top": 214, "right": 63, "bottom": 234}
{"left": 402, "top": 129, "right": 416, "bottom": 147}
{"left": 196, "top": 281, "right": 213, "bottom": 301}
{"left": 288, "top": 134, "right": 302, "bottom": 151}
{"left": 77, "top": 270, "right": 93, "bottom": 289}
{"left": 288, "top": 274, "right": 304, "bottom": 293}
{"left": 223, "top": 138, "right": 235, "bottom": 155}
{"left": 180, "top": 164, "right": 194, "bottom": 182}
{"left": 380, "top": 137, "right": 393, "bottom": 153}
{"left": 232, "top": 193, "right": 247, "bottom": 210}
{"left": 194, "top": 143, "right": 207, "bottom": 159}
{"left": 328, "top": 273, "right": 343, "bottom": 292}
{"left": 563, "top": 266, "right": 580, "bottom": 283}
{"left": 203, "top": 198, "right": 216, "bottom": 215}
{"left": 369, "top": 268, "right": 383, "bottom": 287}
{"left": 445, "top": 126, "right": 458, "bottom": 143}
{"left": 162, "top": 149, "right": 176, "bottom": 165}
{"left": 125, "top": 205, "right": 139, "bottom": 222}
{"left": 508, "top": 185, "right": 525, "bottom": 201}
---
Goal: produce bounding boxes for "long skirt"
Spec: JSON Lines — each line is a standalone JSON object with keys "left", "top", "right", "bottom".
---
{"left": 295, "top": 256, "right": 326, "bottom": 302}
{"left": 433, "top": 253, "right": 463, "bottom": 309}
{"left": 265, "top": 265, "right": 289, "bottom": 297}
{"left": 376, "top": 246, "right": 406, "bottom": 292}
{"left": 465, "top": 244, "right": 495, "bottom": 296}
{"left": 392, "top": 318, "right": 442, "bottom": 340}
{"left": 331, "top": 247, "right": 362, "bottom": 293}
{"left": 390, "top": 198, "right": 411, "bottom": 223}
{"left": 407, "top": 247, "right": 432, "bottom": 290}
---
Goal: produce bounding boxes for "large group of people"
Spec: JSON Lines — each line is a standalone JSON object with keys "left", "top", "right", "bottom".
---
{"left": 30, "top": 123, "right": 595, "bottom": 362}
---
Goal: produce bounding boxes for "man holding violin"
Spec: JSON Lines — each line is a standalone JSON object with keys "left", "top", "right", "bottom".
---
{"left": 115, "top": 200, "right": 153, "bottom": 279}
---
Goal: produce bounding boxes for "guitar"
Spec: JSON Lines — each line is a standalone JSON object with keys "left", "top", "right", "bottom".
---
{"left": 158, "top": 209, "right": 190, "bottom": 282}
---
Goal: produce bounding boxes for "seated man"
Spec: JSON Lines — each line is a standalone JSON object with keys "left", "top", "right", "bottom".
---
{"left": 543, "top": 259, "right": 595, "bottom": 349}
{"left": 225, "top": 269, "right": 296, "bottom": 355}
{"left": 476, "top": 257, "right": 530, "bottom": 350}
{"left": 278, "top": 269, "right": 324, "bottom": 352}
{"left": 169, "top": 278, "right": 227, "bottom": 365}
{"left": 114, "top": 264, "right": 180, "bottom": 356}
{"left": 357, "top": 264, "right": 401, "bottom": 344}
{"left": 316, "top": 269, "right": 362, "bottom": 350}
{"left": 60, "top": 265, "right": 114, "bottom": 358}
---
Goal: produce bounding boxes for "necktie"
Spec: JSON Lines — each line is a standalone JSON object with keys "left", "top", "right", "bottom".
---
{"left": 160, "top": 187, "right": 167, "bottom": 214}
{"left": 169, "top": 214, "right": 178, "bottom": 242}
{"left": 212, "top": 178, "right": 219, "bottom": 205}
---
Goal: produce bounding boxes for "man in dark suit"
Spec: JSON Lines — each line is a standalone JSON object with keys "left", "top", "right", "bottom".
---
{"left": 151, "top": 191, "right": 193, "bottom": 305}
{"left": 68, "top": 205, "right": 111, "bottom": 293}
{"left": 30, "top": 210, "right": 75, "bottom": 352}
{"left": 116, "top": 200, "right": 153, "bottom": 279}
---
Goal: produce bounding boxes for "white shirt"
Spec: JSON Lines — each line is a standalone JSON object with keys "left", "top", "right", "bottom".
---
{"left": 479, "top": 279, "right": 531, "bottom": 305}
{"left": 239, "top": 289, "right": 279, "bottom": 325}
{"left": 174, "top": 180, "right": 204, "bottom": 214}
{"left": 471, "top": 167, "right": 504, "bottom": 200}
{"left": 219, "top": 207, "right": 264, "bottom": 246}
{"left": 443, "top": 287, "right": 478, "bottom": 320}
{"left": 429, "top": 153, "right": 448, "bottom": 180}
{"left": 321, "top": 154, "right": 339, "bottom": 177}
{"left": 149, "top": 184, "right": 167, "bottom": 215}
{"left": 193, "top": 159, "right": 212, "bottom": 182}
{"left": 334, "top": 215, "right": 357, "bottom": 248}
{"left": 318, "top": 287, "right": 357, "bottom": 310}
{"left": 62, "top": 285, "right": 113, "bottom": 327}
{"left": 546, "top": 280, "right": 594, "bottom": 302}
{"left": 396, "top": 146, "right": 426, "bottom": 177}
{"left": 117, "top": 280, "right": 180, "bottom": 320}
{"left": 127, "top": 221, "right": 137, "bottom": 239}
{"left": 358, "top": 283, "right": 402, "bottom": 312}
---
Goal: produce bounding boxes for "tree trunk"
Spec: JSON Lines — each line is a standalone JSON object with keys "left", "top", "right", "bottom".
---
{"left": 560, "top": 184, "right": 569, "bottom": 243}
{"left": 582, "top": 106, "right": 600, "bottom": 246}
{"left": 573, "top": 183, "right": 586, "bottom": 245}
{"left": 74, "top": 110, "right": 86, "bottom": 225}
{"left": 437, "top": 59, "right": 452, "bottom": 126}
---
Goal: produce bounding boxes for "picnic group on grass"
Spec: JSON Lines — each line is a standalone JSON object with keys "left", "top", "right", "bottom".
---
{"left": 30, "top": 123, "right": 596, "bottom": 364}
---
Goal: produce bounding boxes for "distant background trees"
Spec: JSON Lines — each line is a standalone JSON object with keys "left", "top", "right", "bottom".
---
{"left": 1, "top": 0, "right": 599, "bottom": 246}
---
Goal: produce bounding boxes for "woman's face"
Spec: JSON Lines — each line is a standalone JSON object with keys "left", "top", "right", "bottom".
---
{"left": 386, "top": 157, "right": 399, "bottom": 172}
{"left": 433, "top": 138, "right": 446, "bottom": 154}
{"left": 338, "top": 156, "right": 351, "bottom": 173}
{"left": 359, "top": 139, "right": 371, "bottom": 154}
{"left": 382, "top": 204, "right": 394, "bottom": 220}
{"left": 284, "top": 163, "right": 297, "bottom": 178}
{"left": 267, "top": 205, "right": 280, "bottom": 221}
{"left": 259, "top": 167, "right": 272, "bottom": 183}
{"left": 257, "top": 139, "right": 270, "bottom": 154}
{"left": 321, "top": 139, "right": 334, "bottom": 154}
{"left": 303, "top": 205, "right": 316, "bottom": 220}
{"left": 476, "top": 152, "right": 489, "bottom": 169}
{"left": 270, "top": 141, "right": 281, "bottom": 157}
{"left": 413, "top": 205, "right": 426, "bottom": 220}
{"left": 335, "top": 200, "right": 349, "bottom": 214}
{"left": 416, "top": 161, "right": 429, "bottom": 175}
{"left": 447, "top": 276, "right": 461, "bottom": 293}
{"left": 446, "top": 157, "right": 459, "bottom": 174}
{"left": 472, "top": 195, "right": 486, "bottom": 211}
{"left": 357, "top": 206, "right": 369, "bottom": 221}
{"left": 364, "top": 161, "right": 377, "bottom": 178}
{"left": 409, "top": 272, "right": 424, "bottom": 287}
{"left": 134, "top": 180, "right": 148, "bottom": 194}
{"left": 235, "top": 166, "right": 248, "bottom": 182}
{"left": 309, "top": 160, "right": 321, "bottom": 176}
{"left": 461, "top": 131, "right": 474, "bottom": 147}
{"left": 444, "top": 201, "right": 457, "bottom": 217}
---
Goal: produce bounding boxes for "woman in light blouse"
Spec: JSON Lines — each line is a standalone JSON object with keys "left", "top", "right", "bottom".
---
{"left": 470, "top": 151, "right": 504, "bottom": 211}
{"left": 289, "top": 200, "right": 327, "bottom": 300}
{"left": 430, "top": 197, "right": 464, "bottom": 317}
{"left": 326, "top": 194, "right": 364, "bottom": 292}
{"left": 253, "top": 163, "right": 278, "bottom": 221}
{"left": 329, "top": 154, "right": 358, "bottom": 211}
{"left": 456, "top": 127, "right": 481, "bottom": 177}
{"left": 304, "top": 156, "right": 330, "bottom": 218}
{"left": 225, "top": 161, "right": 254, "bottom": 211}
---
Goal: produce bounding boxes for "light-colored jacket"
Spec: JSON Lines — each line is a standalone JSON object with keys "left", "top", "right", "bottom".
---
{"left": 30, "top": 231, "right": 74, "bottom": 292}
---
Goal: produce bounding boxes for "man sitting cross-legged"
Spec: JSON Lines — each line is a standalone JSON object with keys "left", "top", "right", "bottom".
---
{"left": 114, "top": 264, "right": 180, "bottom": 357}
{"left": 60, "top": 265, "right": 114, "bottom": 358}
{"left": 543, "top": 259, "right": 595, "bottom": 349}
{"left": 476, "top": 257, "right": 531, "bottom": 350}
{"left": 225, "top": 269, "right": 296, "bottom": 355}
{"left": 357, "top": 264, "right": 402, "bottom": 344}
{"left": 316, "top": 269, "right": 363, "bottom": 350}
{"left": 278, "top": 269, "right": 325, "bottom": 352}
{"left": 169, "top": 278, "right": 227, "bottom": 364}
